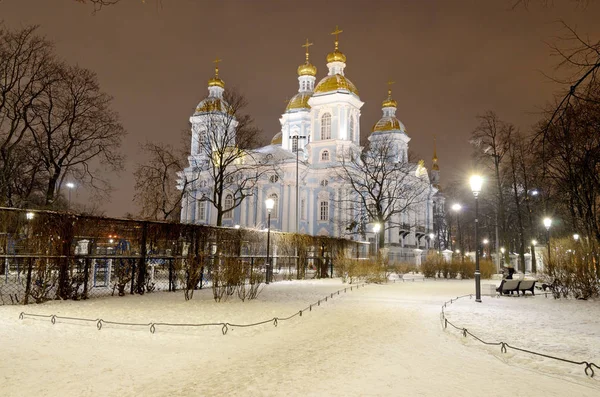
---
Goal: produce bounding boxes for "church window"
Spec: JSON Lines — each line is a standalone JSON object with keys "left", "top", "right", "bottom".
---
{"left": 321, "top": 150, "right": 330, "bottom": 161}
{"left": 198, "top": 201, "right": 206, "bottom": 221}
{"left": 349, "top": 116, "right": 354, "bottom": 142}
{"left": 292, "top": 136, "right": 298, "bottom": 153}
{"left": 269, "top": 175, "right": 279, "bottom": 183}
{"left": 225, "top": 175, "right": 234, "bottom": 184}
{"left": 224, "top": 194, "right": 233, "bottom": 219}
{"left": 320, "top": 201, "right": 329, "bottom": 221}
{"left": 320, "top": 179, "right": 328, "bottom": 187}
{"left": 301, "top": 199, "right": 306, "bottom": 220}
{"left": 269, "top": 193, "right": 279, "bottom": 219}
{"left": 321, "top": 113, "right": 331, "bottom": 140}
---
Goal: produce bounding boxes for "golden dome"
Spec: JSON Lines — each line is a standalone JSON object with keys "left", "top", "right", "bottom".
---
{"left": 298, "top": 39, "right": 317, "bottom": 76}
{"left": 208, "top": 77, "right": 225, "bottom": 88}
{"left": 208, "top": 57, "right": 225, "bottom": 88}
{"left": 194, "top": 98, "right": 231, "bottom": 114}
{"left": 382, "top": 88, "right": 397, "bottom": 108}
{"left": 286, "top": 93, "right": 312, "bottom": 111}
{"left": 326, "top": 49, "right": 346, "bottom": 63}
{"left": 314, "top": 74, "right": 359, "bottom": 96}
{"left": 372, "top": 117, "right": 403, "bottom": 133}
{"left": 432, "top": 163, "right": 440, "bottom": 171}
{"left": 271, "top": 132, "right": 282, "bottom": 145}
{"left": 327, "top": 26, "right": 346, "bottom": 63}
{"left": 297, "top": 62, "right": 317, "bottom": 76}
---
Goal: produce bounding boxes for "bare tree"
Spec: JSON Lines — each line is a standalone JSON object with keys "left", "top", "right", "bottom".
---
{"left": 0, "top": 25, "right": 57, "bottom": 207}
{"left": 470, "top": 111, "right": 512, "bottom": 263}
{"left": 26, "top": 64, "right": 125, "bottom": 206}
{"left": 183, "top": 89, "right": 269, "bottom": 226}
{"left": 134, "top": 140, "right": 189, "bottom": 221}
{"left": 336, "top": 136, "right": 431, "bottom": 249}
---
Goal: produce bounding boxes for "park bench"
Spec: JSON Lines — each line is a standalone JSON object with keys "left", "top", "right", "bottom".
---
{"left": 496, "top": 279, "right": 521, "bottom": 295}
{"left": 517, "top": 280, "right": 536, "bottom": 296}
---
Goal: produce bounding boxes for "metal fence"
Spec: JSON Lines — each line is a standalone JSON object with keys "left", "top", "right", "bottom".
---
{"left": 0, "top": 207, "right": 369, "bottom": 305}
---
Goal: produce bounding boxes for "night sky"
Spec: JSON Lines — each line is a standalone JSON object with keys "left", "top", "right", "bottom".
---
{"left": 1, "top": 0, "right": 599, "bottom": 217}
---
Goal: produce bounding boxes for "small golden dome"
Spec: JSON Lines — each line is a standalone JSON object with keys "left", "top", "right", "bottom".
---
{"left": 298, "top": 39, "right": 317, "bottom": 76}
{"left": 382, "top": 88, "right": 397, "bottom": 108}
{"left": 271, "top": 132, "right": 282, "bottom": 145}
{"left": 286, "top": 93, "right": 312, "bottom": 111}
{"left": 326, "top": 49, "right": 346, "bottom": 64}
{"left": 327, "top": 26, "right": 346, "bottom": 64}
{"left": 314, "top": 74, "right": 359, "bottom": 96}
{"left": 297, "top": 62, "right": 317, "bottom": 76}
{"left": 208, "top": 57, "right": 225, "bottom": 88}
{"left": 208, "top": 77, "right": 225, "bottom": 88}
{"left": 432, "top": 163, "right": 440, "bottom": 171}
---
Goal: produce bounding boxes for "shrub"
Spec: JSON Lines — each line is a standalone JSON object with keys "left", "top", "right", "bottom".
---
{"left": 543, "top": 237, "right": 600, "bottom": 299}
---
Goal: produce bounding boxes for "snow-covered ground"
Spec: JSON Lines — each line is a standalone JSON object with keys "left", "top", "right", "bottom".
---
{"left": 0, "top": 277, "right": 598, "bottom": 396}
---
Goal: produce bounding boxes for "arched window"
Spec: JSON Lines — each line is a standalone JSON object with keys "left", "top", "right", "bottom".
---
{"left": 321, "top": 150, "right": 330, "bottom": 161}
{"left": 224, "top": 194, "right": 233, "bottom": 219}
{"left": 320, "top": 201, "right": 329, "bottom": 221}
{"left": 321, "top": 113, "right": 331, "bottom": 140}
{"left": 269, "top": 175, "right": 279, "bottom": 183}
{"left": 320, "top": 179, "right": 328, "bottom": 187}
{"left": 349, "top": 116, "right": 354, "bottom": 142}
{"left": 269, "top": 193, "right": 279, "bottom": 219}
{"left": 291, "top": 136, "right": 298, "bottom": 153}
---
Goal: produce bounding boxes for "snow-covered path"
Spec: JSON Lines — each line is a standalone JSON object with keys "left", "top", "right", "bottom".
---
{"left": 0, "top": 279, "right": 598, "bottom": 396}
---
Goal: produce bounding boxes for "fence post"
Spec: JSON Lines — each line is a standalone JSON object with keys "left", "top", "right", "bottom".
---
{"left": 168, "top": 258, "right": 173, "bottom": 292}
{"left": 130, "top": 259, "right": 136, "bottom": 295}
{"left": 83, "top": 258, "right": 90, "bottom": 299}
{"left": 24, "top": 258, "right": 33, "bottom": 305}
{"left": 136, "top": 221, "right": 148, "bottom": 294}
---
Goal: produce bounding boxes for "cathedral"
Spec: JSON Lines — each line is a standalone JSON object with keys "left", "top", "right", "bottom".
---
{"left": 179, "top": 28, "right": 444, "bottom": 264}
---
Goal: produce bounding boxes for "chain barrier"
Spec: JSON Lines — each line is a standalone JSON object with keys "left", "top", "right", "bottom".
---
{"left": 18, "top": 283, "right": 368, "bottom": 336}
{"left": 440, "top": 294, "right": 599, "bottom": 378}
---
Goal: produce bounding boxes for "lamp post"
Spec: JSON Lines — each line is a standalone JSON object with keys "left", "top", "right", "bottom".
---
{"left": 66, "top": 182, "right": 75, "bottom": 210}
{"left": 470, "top": 174, "right": 483, "bottom": 303}
{"left": 373, "top": 223, "right": 381, "bottom": 259}
{"left": 451, "top": 203, "right": 462, "bottom": 259}
{"left": 543, "top": 217, "right": 552, "bottom": 267}
{"left": 265, "top": 198, "right": 275, "bottom": 284}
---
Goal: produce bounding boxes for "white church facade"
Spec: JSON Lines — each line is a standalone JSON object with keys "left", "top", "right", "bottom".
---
{"left": 179, "top": 29, "right": 444, "bottom": 263}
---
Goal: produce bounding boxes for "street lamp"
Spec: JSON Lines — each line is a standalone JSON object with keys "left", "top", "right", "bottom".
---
{"left": 373, "top": 223, "right": 381, "bottom": 258}
{"left": 66, "top": 182, "right": 75, "bottom": 210}
{"left": 26, "top": 212, "right": 35, "bottom": 220}
{"left": 470, "top": 174, "right": 483, "bottom": 303}
{"left": 265, "top": 198, "right": 275, "bottom": 284}
{"left": 543, "top": 217, "right": 552, "bottom": 266}
{"left": 429, "top": 232, "right": 435, "bottom": 250}
{"left": 573, "top": 233, "right": 579, "bottom": 242}
{"left": 451, "top": 203, "right": 462, "bottom": 256}
{"left": 482, "top": 238, "right": 489, "bottom": 257}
